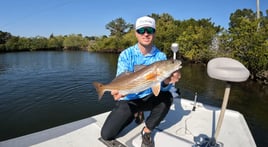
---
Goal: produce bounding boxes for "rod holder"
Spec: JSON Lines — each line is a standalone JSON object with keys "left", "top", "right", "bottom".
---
{"left": 171, "top": 43, "right": 179, "bottom": 60}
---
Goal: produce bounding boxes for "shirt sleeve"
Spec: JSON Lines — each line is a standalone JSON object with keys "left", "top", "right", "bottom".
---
{"left": 161, "top": 82, "right": 173, "bottom": 91}
{"left": 116, "top": 50, "right": 132, "bottom": 76}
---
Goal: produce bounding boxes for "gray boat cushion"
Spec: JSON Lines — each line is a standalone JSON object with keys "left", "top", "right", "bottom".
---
{"left": 207, "top": 57, "right": 250, "bottom": 82}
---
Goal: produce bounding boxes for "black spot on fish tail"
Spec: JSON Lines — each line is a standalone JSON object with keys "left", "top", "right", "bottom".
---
{"left": 92, "top": 82, "right": 105, "bottom": 100}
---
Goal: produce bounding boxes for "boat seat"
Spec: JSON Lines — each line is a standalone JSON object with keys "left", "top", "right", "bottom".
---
{"left": 207, "top": 57, "right": 250, "bottom": 82}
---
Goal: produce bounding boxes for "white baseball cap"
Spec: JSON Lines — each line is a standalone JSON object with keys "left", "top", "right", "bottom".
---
{"left": 135, "top": 16, "right": 156, "bottom": 30}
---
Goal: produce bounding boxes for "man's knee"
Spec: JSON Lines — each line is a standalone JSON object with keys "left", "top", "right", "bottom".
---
{"left": 101, "top": 127, "right": 115, "bottom": 140}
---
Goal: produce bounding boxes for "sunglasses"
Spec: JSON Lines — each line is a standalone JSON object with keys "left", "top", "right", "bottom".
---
{"left": 136, "top": 27, "right": 155, "bottom": 35}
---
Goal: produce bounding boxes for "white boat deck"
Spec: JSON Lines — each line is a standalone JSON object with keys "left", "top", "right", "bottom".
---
{"left": 0, "top": 98, "right": 256, "bottom": 147}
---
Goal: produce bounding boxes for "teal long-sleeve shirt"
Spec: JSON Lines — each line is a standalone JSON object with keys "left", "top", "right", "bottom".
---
{"left": 116, "top": 43, "right": 172, "bottom": 100}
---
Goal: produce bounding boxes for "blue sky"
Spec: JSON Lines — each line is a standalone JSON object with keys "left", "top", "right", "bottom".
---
{"left": 1, "top": 0, "right": 267, "bottom": 37}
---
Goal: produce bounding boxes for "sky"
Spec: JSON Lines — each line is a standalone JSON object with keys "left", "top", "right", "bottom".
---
{"left": 0, "top": 0, "right": 267, "bottom": 38}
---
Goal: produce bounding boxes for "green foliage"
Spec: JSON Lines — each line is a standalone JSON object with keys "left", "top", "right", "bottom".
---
{"left": 5, "top": 36, "right": 20, "bottom": 51}
{"left": 0, "top": 31, "right": 12, "bottom": 44}
{"left": 29, "top": 36, "right": 48, "bottom": 51}
{"left": 177, "top": 18, "right": 222, "bottom": 62}
{"left": 48, "top": 35, "right": 64, "bottom": 49}
{"left": 90, "top": 30, "right": 137, "bottom": 52}
{"left": 63, "top": 34, "right": 87, "bottom": 50}
{"left": 121, "top": 30, "right": 137, "bottom": 50}
{"left": 153, "top": 13, "right": 178, "bottom": 57}
{"left": 227, "top": 9, "right": 268, "bottom": 74}
{"left": 105, "top": 17, "right": 132, "bottom": 37}
{"left": 0, "top": 31, "right": 11, "bottom": 52}
{"left": 17, "top": 37, "right": 31, "bottom": 50}
{"left": 97, "top": 37, "right": 118, "bottom": 52}
{"left": 229, "top": 9, "right": 256, "bottom": 28}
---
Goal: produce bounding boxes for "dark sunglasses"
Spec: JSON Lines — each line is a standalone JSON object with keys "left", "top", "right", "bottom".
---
{"left": 136, "top": 27, "right": 155, "bottom": 35}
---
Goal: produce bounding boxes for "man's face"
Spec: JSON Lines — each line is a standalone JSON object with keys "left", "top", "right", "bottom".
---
{"left": 135, "top": 27, "right": 155, "bottom": 46}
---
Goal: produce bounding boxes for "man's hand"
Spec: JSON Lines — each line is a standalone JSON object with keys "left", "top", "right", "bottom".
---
{"left": 163, "top": 70, "right": 181, "bottom": 85}
{"left": 111, "top": 90, "right": 124, "bottom": 100}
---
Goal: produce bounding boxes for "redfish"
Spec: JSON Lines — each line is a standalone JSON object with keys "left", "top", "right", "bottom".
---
{"left": 93, "top": 60, "right": 182, "bottom": 100}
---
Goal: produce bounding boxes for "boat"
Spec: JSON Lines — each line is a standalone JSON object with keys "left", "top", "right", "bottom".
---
{"left": 0, "top": 57, "right": 256, "bottom": 147}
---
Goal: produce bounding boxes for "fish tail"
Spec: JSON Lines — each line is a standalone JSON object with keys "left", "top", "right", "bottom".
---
{"left": 93, "top": 82, "right": 105, "bottom": 100}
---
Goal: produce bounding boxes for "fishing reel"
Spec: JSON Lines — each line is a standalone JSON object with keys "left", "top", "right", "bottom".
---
{"left": 193, "top": 135, "right": 224, "bottom": 147}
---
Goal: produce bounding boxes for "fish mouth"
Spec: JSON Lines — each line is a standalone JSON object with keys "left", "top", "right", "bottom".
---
{"left": 171, "top": 60, "right": 182, "bottom": 66}
{"left": 174, "top": 60, "right": 182, "bottom": 70}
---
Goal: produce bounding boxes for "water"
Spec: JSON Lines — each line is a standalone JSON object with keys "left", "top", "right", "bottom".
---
{"left": 0, "top": 51, "right": 267, "bottom": 146}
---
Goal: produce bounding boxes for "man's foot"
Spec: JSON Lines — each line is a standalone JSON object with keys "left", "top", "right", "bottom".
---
{"left": 141, "top": 127, "right": 154, "bottom": 147}
{"left": 99, "top": 137, "right": 126, "bottom": 147}
{"left": 134, "top": 111, "right": 144, "bottom": 124}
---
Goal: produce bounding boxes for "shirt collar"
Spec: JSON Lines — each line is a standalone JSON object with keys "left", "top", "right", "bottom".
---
{"left": 135, "top": 43, "right": 156, "bottom": 57}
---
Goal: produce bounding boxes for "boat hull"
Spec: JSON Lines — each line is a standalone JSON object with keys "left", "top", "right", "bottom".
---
{"left": 0, "top": 98, "right": 256, "bottom": 147}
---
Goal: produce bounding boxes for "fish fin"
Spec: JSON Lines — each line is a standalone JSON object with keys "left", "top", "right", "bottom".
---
{"left": 93, "top": 82, "right": 105, "bottom": 100}
{"left": 144, "top": 72, "right": 158, "bottom": 81}
{"left": 152, "top": 83, "right": 161, "bottom": 96}
{"left": 112, "top": 72, "right": 132, "bottom": 81}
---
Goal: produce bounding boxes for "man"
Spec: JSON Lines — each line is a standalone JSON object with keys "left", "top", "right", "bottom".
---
{"left": 101, "top": 15, "right": 180, "bottom": 147}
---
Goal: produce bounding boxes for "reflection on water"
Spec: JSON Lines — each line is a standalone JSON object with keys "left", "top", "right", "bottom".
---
{"left": 0, "top": 51, "right": 267, "bottom": 146}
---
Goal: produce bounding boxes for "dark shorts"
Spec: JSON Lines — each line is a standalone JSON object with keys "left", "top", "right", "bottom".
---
{"left": 101, "top": 91, "right": 173, "bottom": 140}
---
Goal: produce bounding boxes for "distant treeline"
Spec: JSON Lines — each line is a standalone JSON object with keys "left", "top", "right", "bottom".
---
{"left": 0, "top": 10, "right": 268, "bottom": 84}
